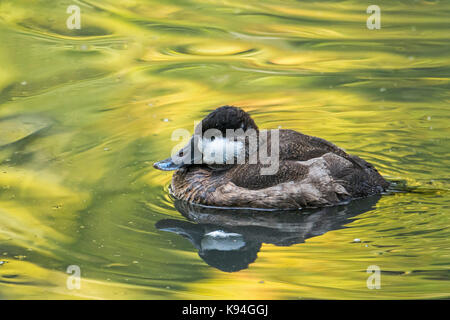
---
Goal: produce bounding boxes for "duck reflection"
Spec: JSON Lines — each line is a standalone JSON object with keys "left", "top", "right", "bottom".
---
{"left": 156, "top": 196, "right": 380, "bottom": 272}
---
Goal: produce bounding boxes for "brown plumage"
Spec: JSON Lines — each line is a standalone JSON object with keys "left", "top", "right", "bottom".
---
{"left": 154, "top": 106, "right": 390, "bottom": 209}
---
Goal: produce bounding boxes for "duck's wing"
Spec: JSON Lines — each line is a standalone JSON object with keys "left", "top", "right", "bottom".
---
{"left": 227, "top": 161, "right": 309, "bottom": 190}
{"left": 219, "top": 158, "right": 351, "bottom": 209}
{"left": 226, "top": 129, "right": 362, "bottom": 191}
{"left": 224, "top": 154, "right": 387, "bottom": 209}
{"left": 275, "top": 130, "right": 389, "bottom": 191}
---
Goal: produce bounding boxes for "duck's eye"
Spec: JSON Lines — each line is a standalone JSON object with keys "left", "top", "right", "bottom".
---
{"left": 210, "top": 136, "right": 215, "bottom": 141}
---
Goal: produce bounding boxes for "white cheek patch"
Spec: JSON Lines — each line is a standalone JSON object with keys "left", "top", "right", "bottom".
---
{"left": 201, "top": 137, "right": 244, "bottom": 164}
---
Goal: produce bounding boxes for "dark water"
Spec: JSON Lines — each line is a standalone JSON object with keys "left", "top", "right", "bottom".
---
{"left": 0, "top": 0, "right": 448, "bottom": 299}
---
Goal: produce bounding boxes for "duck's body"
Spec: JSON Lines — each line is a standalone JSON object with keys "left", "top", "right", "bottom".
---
{"left": 154, "top": 106, "right": 389, "bottom": 209}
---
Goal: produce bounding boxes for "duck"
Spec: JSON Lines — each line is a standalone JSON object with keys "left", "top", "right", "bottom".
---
{"left": 153, "top": 106, "right": 389, "bottom": 209}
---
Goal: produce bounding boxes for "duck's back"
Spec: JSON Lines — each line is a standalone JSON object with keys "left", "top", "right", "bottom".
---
{"left": 224, "top": 129, "right": 389, "bottom": 207}
{"left": 277, "top": 129, "right": 359, "bottom": 164}
{"left": 277, "top": 129, "right": 389, "bottom": 195}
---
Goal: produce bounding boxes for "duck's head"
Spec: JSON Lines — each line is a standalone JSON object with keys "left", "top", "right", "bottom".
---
{"left": 153, "top": 106, "right": 258, "bottom": 171}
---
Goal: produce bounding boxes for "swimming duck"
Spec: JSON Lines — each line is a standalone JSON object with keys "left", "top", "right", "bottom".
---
{"left": 153, "top": 106, "right": 389, "bottom": 209}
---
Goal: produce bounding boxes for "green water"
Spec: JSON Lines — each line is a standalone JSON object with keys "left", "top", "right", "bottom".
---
{"left": 0, "top": 0, "right": 449, "bottom": 299}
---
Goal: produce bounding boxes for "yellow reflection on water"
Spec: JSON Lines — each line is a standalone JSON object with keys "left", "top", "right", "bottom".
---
{"left": 0, "top": 0, "right": 448, "bottom": 299}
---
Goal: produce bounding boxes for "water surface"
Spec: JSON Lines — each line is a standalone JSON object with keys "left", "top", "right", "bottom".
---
{"left": 0, "top": 0, "right": 449, "bottom": 299}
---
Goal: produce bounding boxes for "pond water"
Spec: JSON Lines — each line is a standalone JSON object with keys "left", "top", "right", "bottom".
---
{"left": 0, "top": 0, "right": 448, "bottom": 299}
